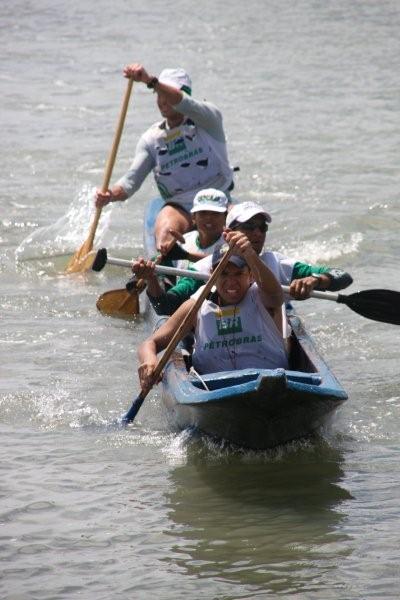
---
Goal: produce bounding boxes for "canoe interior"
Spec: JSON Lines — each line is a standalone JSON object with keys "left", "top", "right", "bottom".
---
{"left": 169, "top": 308, "right": 346, "bottom": 401}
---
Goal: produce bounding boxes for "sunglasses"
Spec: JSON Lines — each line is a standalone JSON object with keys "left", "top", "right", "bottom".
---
{"left": 232, "top": 221, "right": 269, "bottom": 233}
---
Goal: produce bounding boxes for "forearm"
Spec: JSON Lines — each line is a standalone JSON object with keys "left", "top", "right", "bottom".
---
{"left": 146, "top": 275, "right": 164, "bottom": 297}
{"left": 138, "top": 339, "right": 158, "bottom": 366}
{"left": 147, "top": 290, "right": 183, "bottom": 316}
{"left": 109, "top": 185, "right": 128, "bottom": 201}
{"left": 310, "top": 273, "right": 331, "bottom": 290}
{"left": 292, "top": 262, "right": 353, "bottom": 291}
{"left": 155, "top": 81, "right": 183, "bottom": 106}
{"left": 246, "top": 252, "right": 284, "bottom": 307}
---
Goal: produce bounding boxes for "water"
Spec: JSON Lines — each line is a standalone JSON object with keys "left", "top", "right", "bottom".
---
{"left": 1, "top": 0, "right": 400, "bottom": 598}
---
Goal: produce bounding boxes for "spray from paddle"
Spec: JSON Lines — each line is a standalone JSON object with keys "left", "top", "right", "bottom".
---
{"left": 15, "top": 184, "right": 111, "bottom": 264}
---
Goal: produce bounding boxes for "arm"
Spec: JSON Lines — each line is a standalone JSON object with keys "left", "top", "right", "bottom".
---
{"left": 124, "top": 63, "right": 184, "bottom": 106}
{"left": 148, "top": 276, "right": 203, "bottom": 315}
{"left": 131, "top": 258, "right": 164, "bottom": 298}
{"left": 172, "top": 95, "right": 226, "bottom": 141}
{"left": 123, "top": 63, "right": 225, "bottom": 140}
{"left": 137, "top": 299, "right": 196, "bottom": 390}
{"left": 224, "top": 231, "right": 284, "bottom": 310}
{"left": 164, "top": 231, "right": 208, "bottom": 262}
{"left": 132, "top": 255, "right": 204, "bottom": 315}
{"left": 95, "top": 133, "right": 154, "bottom": 207}
{"left": 290, "top": 262, "right": 353, "bottom": 299}
{"left": 114, "top": 136, "right": 155, "bottom": 198}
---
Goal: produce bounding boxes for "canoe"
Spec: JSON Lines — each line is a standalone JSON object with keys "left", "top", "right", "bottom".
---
{"left": 159, "top": 311, "right": 348, "bottom": 449}
{"left": 143, "top": 198, "right": 348, "bottom": 450}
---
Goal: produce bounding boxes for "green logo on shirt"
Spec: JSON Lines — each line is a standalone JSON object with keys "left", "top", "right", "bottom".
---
{"left": 168, "top": 137, "right": 187, "bottom": 155}
{"left": 216, "top": 315, "right": 243, "bottom": 336}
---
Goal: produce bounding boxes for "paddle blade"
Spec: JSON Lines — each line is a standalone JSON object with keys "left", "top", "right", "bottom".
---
{"left": 337, "top": 289, "right": 400, "bottom": 325}
{"left": 65, "top": 241, "right": 95, "bottom": 273}
{"left": 121, "top": 392, "right": 146, "bottom": 424}
{"left": 91, "top": 248, "right": 108, "bottom": 272}
{"left": 96, "top": 289, "right": 140, "bottom": 319}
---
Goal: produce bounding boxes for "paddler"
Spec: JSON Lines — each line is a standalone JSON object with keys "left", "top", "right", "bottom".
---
{"left": 137, "top": 231, "right": 288, "bottom": 390}
{"left": 129, "top": 188, "right": 228, "bottom": 297}
{"left": 95, "top": 64, "right": 234, "bottom": 255}
{"left": 133, "top": 201, "right": 354, "bottom": 315}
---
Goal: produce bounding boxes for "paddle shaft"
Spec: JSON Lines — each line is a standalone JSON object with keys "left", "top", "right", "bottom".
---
{"left": 106, "top": 255, "right": 209, "bottom": 281}
{"left": 101, "top": 252, "right": 400, "bottom": 325}
{"left": 86, "top": 79, "right": 134, "bottom": 249}
{"left": 103, "top": 255, "right": 343, "bottom": 301}
{"left": 122, "top": 244, "right": 235, "bottom": 423}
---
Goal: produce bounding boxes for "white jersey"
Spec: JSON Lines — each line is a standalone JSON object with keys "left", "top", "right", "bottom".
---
{"left": 191, "top": 283, "right": 289, "bottom": 374}
{"left": 117, "top": 95, "right": 233, "bottom": 211}
{"left": 191, "top": 251, "right": 295, "bottom": 339}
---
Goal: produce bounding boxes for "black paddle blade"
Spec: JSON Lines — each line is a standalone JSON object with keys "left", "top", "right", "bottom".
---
{"left": 92, "top": 248, "right": 108, "bottom": 272}
{"left": 337, "top": 289, "right": 400, "bottom": 325}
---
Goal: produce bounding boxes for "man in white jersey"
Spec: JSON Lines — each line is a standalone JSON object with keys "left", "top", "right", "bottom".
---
{"left": 95, "top": 64, "right": 234, "bottom": 255}
{"left": 130, "top": 188, "right": 227, "bottom": 297}
{"left": 137, "top": 231, "right": 288, "bottom": 390}
{"left": 174, "top": 187, "right": 228, "bottom": 268}
{"left": 137, "top": 201, "right": 353, "bottom": 315}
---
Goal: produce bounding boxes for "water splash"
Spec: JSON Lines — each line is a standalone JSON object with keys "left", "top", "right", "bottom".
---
{"left": 0, "top": 387, "right": 107, "bottom": 430}
{"left": 14, "top": 184, "right": 112, "bottom": 262}
{"left": 279, "top": 232, "right": 363, "bottom": 264}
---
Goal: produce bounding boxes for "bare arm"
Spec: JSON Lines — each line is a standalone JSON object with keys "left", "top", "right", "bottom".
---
{"left": 123, "top": 63, "right": 183, "bottom": 105}
{"left": 131, "top": 258, "right": 164, "bottom": 297}
{"left": 137, "top": 299, "right": 196, "bottom": 390}
{"left": 289, "top": 274, "right": 332, "bottom": 299}
{"left": 224, "top": 230, "right": 284, "bottom": 310}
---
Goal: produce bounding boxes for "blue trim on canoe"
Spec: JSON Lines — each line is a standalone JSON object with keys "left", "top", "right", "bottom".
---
{"left": 164, "top": 364, "right": 348, "bottom": 406}
{"left": 144, "top": 197, "right": 165, "bottom": 258}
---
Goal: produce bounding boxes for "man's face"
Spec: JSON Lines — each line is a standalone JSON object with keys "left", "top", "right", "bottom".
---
{"left": 193, "top": 210, "right": 226, "bottom": 238}
{"left": 157, "top": 91, "right": 181, "bottom": 121}
{"left": 214, "top": 262, "right": 251, "bottom": 305}
{"left": 236, "top": 215, "right": 268, "bottom": 255}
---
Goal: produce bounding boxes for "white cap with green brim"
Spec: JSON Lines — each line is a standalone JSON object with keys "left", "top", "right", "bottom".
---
{"left": 191, "top": 188, "right": 229, "bottom": 214}
{"left": 226, "top": 201, "right": 272, "bottom": 228}
{"left": 158, "top": 68, "right": 192, "bottom": 95}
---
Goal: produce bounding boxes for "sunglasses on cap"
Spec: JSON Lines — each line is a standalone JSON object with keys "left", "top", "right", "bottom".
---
{"left": 231, "top": 220, "right": 269, "bottom": 233}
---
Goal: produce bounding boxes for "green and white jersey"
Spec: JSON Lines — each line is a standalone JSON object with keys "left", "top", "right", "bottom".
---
{"left": 191, "top": 283, "right": 289, "bottom": 374}
{"left": 117, "top": 95, "right": 233, "bottom": 211}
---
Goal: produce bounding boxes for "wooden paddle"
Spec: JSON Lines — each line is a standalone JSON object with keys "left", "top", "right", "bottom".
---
{"left": 121, "top": 243, "right": 236, "bottom": 424}
{"left": 93, "top": 249, "right": 400, "bottom": 326}
{"left": 96, "top": 288, "right": 140, "bottom": 319}
{"left": 65, "top": 78, "right": 134, "bottom": 274}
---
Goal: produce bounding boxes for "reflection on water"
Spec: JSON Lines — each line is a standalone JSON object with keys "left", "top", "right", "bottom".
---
{"left": 163, "top": 436, "right": 352, "bottom": 595}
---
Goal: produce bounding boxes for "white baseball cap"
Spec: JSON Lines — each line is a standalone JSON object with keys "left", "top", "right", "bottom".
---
{"left": 158, "top": 68, "right": 192, "bottom": 95}
{"left": 191, "top": 188, "right": 229, "bottom": 214}
{"left": 226, "top": 201, "right": 272, "bottom": 228}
